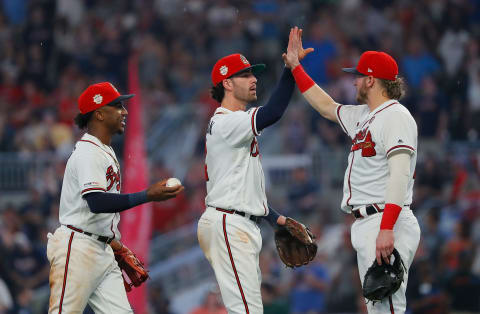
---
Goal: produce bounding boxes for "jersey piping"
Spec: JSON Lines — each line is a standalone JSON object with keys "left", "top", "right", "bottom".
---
{"left": 336, "top": 105, "right": 349, "bottom": 137}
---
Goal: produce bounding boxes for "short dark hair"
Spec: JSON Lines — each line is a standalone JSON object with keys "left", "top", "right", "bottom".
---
{"left": 74, "top": 111, "right": 94, "bottom": 129}
{"left": 379, "top": 76, "right": 407, "bottom": 100}
{"left": 210, "top": 82, "right": 225, "bottom": 103}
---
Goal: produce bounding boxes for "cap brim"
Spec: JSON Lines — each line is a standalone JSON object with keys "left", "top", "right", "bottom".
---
{"left": 250, "top": 64, "right": 266, "bottom": 76}
{"left": 116, "top": 94, "right": 135, "bottom": 102}
{"left": 233, "top": 64, "right": 266, "bottom": 77}
{"left": 106, "top": 94, "right": 135, "bottom": 106}
{"left": 342, "top": 68, "right": 364, "bottom": 76}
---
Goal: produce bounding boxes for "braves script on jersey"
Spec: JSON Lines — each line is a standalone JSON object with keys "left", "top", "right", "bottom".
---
{"left": 205, "top": 106, "right": 268, "bottom": 215}
{"left": 48, "top": 132, "right": 132, "bottom": 314}
{"left": 59, "top": 133, "right": 121, "bottom": 238}
{"left": 335, "top": 100, "right": 417, "bottom": 211}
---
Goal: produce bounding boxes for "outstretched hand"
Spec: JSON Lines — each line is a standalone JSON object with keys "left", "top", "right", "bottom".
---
{"left": 283, "top": 26, "right": 314, "bottom": 69}
{"left": 147, "top": 178, "right": 184, "bottom": 202}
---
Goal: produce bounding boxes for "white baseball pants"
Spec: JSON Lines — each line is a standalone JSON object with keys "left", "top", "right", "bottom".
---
{"left": 47, "top": 225, "right": 132, "bottom": 314}
{"left": 351, "top": 208, "right": 421, "bottom": 314}
{"left": 197, "top": 207, "right": 263, "bottom": 314}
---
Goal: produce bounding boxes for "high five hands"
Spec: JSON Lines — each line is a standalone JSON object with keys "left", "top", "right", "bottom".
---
{"left": 283, "top": 26, "right": 314, "bottom": 69}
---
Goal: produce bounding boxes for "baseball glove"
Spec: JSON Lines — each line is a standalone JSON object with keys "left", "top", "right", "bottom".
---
{"left": 274, "top": 217, "right": 317, "bottom": 268}
{"left": 363, "top": 248, "right": 406, "bottom": 303}
{"left": 113, "top": 244, "right": 149, "bottom": 292}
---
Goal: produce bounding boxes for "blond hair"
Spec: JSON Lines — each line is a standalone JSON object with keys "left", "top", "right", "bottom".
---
{"left": 379, "top": 76, "right": 407, "bottom": 100}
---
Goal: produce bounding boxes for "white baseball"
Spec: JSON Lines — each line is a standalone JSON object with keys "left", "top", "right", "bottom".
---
{"left": 166, "top": 177, "right": 182, "bottom": 187}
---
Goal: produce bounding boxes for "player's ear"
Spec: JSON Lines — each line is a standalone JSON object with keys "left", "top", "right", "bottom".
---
{"left": 222, "top": 79, "right": 233, "bottom": 91}
{"left": 366, "top": 76, "right": 375, "bottom": 88}
{"left": 93, "top": 109, "right": 105, "bottom": 121}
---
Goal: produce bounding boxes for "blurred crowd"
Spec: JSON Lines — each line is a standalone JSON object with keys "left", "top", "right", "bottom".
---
{"left": 1, "top": 0, "right": 480, "bottom": 313}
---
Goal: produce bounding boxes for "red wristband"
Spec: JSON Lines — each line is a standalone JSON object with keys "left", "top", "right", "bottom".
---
{"left": 292, "top": 65, "right": 315, "bottom": 93}
{"left": 380, "top": 203, "right": 402, "bottom": 230}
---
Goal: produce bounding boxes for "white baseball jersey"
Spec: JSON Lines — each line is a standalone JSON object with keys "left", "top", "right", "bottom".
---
{"left": 335, "top": 99, "right": 417, "bottom": 212}
{"left": 205, "top": 106, "right": 268, "bottom": 216}
{"left": 59, "top": 133, "right": 121, "bottom": 238}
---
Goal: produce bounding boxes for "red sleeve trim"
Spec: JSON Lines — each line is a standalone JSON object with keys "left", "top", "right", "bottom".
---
{"left": 251, "top": 107, "right": 259, "bottom": 136}
{"left": 336, "top": 105, "right": 348, "bottom": 135}
{"left": 380, "top": 203, "right": 402, "bottom": 230}
{"left": 81, "top": 187, "right": 106, "bottom": 194}
{"left": 292, "top": 65, "right": 315, "bottom": 93}
{"left": 386, "top": 145, "right": 414, "bottom": 155}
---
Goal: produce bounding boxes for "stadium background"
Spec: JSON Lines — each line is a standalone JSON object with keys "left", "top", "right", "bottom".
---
{"left": 1, "top": 0, "right": 480, "bottom": 313}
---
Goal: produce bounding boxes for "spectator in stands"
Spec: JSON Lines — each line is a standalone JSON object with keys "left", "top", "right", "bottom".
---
{"left": 325, "top": 227, "right": 360, "bottom": 313}
{"left": 407, "top": 259, "right": 448, "bottom": 314}
{"left": 148, "top": 283, "right": 172, "bottom": 314}
{"left": 302, "top": 20, "right": 338, "bottom": 85}
{"left": 261, "top": 281, "right": 289, "bottom": 314}
{"left": 189, "top": 285, "right": 227, "bottom": 314}
{"left": 287, "top": 167, "right": 319, "bottom": 217}
{"left": 289, "top": 253, "right": 330, "bottom": 314}
{"left": 401, "top": 36, "right": 440, "bottom": 91}
{"left": 414, "top": 76, "right": 448, "bottom": 140}
{"left": 441, "top": 219, "right": 474, "bottom": 273}
{"left": 414, "top": 154, "right": 446, "bottom": 206}
{"left": 446, "top": 250, "right": 480, "bottom": 312}
{"left": 421, "top": 208, "right": 447, "bottom": 269}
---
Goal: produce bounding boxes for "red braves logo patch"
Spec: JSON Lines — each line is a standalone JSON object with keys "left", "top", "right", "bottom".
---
{"left": 351, "top": 130, "right": 376, "bottom": 157}
{"left": 106, "top": 166, "right": 121, "bottom": 191}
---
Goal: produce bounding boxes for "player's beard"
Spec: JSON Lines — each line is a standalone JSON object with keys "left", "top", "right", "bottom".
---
{"left": 356, "top": 79, "right": 368, "bottom": 104}
{"left": 233, "top": 84, "right": 257, "bottom": 104}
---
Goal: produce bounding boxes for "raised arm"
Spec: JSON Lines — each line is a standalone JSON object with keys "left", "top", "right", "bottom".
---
{"left": 255, "top": 67, "right": 295, "bottom": 131}
{"left": 255, "top": 28, "right": 315, "bottom": 131}
{"left": 283, "top": 27, "right": 340, "bottom": 123}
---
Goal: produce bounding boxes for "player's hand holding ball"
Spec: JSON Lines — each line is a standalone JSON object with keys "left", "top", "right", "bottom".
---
{"left": 166, "top": 177, "right": 182, "bottom": 187}
{"left": 147, "top": 178, "right": 184, "bottom": 201}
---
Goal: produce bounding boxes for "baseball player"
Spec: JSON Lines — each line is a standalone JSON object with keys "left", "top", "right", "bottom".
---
{"left": 46, "top": 82, "right": 184, "bottom": 313}
{"left": 197, "top": 28, "right": 313, "bottom": 314}
{"left": 283, "top": 28, "right": 421, "bottom": 313}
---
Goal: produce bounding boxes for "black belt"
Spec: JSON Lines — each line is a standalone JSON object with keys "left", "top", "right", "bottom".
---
{"left": 352, "top": 205, "right": 384, "bottom": 219}
{"left": 66, "top": 225, "right": 114, "bottom": 244}
{"left": 216, "top": 208, "right": 261, "bottom": 224}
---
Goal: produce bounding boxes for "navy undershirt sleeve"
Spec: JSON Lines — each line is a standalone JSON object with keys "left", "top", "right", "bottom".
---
{"left": 84, "top": 191, "right": 148, "bottom": 213}
{"left": 255, "top": 67, "right": 295, "bottom": 131}
{"left": 262, "top": 206, "right": 281, "bottom": 227}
